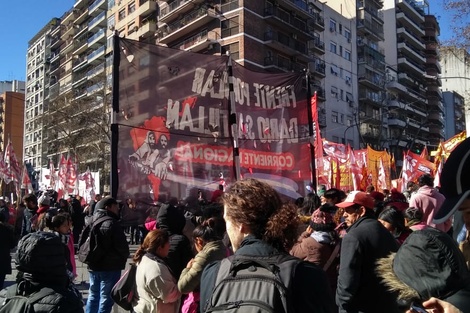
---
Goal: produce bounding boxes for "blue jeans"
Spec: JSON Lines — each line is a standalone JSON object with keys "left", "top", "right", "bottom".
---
{"left": 86, "top": 270, "right": 121, "bottom": 313}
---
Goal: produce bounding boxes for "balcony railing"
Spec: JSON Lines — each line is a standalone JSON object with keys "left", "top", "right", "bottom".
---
{"left": 87, "top": 28, "right": 105, "bottom": 45}
{"left": 88, "top": 11, "right": 106, "bottom": 29}
{"left": 87, "top": 45, "right": 105, "bottom": 62}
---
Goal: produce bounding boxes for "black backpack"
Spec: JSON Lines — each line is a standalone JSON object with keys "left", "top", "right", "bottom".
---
{"left": 77, "top": 215, "right": 112, "bottom": 264}
{"left": 203, "top": 254, "right": 302, "bottom": 313}
{"left": 0, "top": 284, "right": 55, "bottom": 313}
{"left": 111, "top": 263, "right": 137, "bottom": 311}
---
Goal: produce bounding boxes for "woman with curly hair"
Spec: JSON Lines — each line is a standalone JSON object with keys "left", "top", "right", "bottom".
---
{"left": 132, "top": 229, "right": 181, "bottom": 313}
{"left": 200, "top": 178, "right": 334, "bottom": 313}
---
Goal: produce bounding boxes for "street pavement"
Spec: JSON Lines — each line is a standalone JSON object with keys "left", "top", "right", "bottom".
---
{"left": 5, "top": 243, "right": 140, "bottom": 313}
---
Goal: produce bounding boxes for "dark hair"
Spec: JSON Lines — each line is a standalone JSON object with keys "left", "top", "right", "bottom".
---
{"left": 22, "top": 193, "right": 37, "bottom": 205}
{"left": 403, "top": 207, "right": 423, "bottom": 226}
{"left": 133, "top": 229, "right": 169, "bottom": 263}
{"left": 366, "top": 185, "right": 375, "bottom": 193}
{"left": 222, "top": 179, "right": 299, "bottom": 251}
{"left": 50, "top": 213, "right": 70, "bottom": 231}
{"left": 378, "top": 207, "right": 406, "bottom": 233}
{"left": 323, "top": 188, "right": 345, "bottom": 203}
{"left": 193, "top": 217, "right": 225, "bottom": 243}
{"left": 300, "top": 193, "right": 320, "bottom": 215}
{"left": 418, "top": 174, "right": 434, "bottom": 187}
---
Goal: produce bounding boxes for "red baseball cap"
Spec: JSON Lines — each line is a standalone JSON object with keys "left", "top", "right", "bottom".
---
{"left": 336, "top": 191, "right": 375, "bottom": 210}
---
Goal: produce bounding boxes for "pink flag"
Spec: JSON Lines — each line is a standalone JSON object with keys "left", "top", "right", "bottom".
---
{"left": 3, "top": 139, "right": 22, "bottom": 185}
{"left": 49, "top": 159, "right": 57, "bottom": 190}
{"left": 57, "top": 154, "right": 68, "bottom": 188}
{"left": 348, "top": 145, "right": 361, "bottom": 191}
{"left": 66, "top": 155, "right": 78, "bottom": 193}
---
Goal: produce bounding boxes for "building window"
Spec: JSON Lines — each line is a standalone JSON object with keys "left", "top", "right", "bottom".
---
{"left": 128, "top": 1, "right": 135, "bottom": 14}
{"left": 221, "top": 17, "right": 239, "bottom": 38}
{"left": 330, "top": 41, "right": 337, "bottom": 54}
{"left": 118, "top": 9, "right": 126, "bottom": 21}
{"left": 331, "top": 86, "right": 338, "bottom": 98}
{"left": 344, "top": 49, "right": 351, "bottom": 61}
{"left": 332, "top": 111, "right": 338, "bottom": 123}
{"left": 330, "top": 64, "right": 339, "bottom": 76}
{"left": 221, "top": 0, "right": 239, "bottom": 13}
{"left": 329, "top": 19, "right": 336, "bottom": 32}
{"left": 345, "top": 28, "right": 351, "bottom": 41}
{"left": 221, "top": 42, "right": 240, "bottom": 60}
{"left": 339, "top": 45, "right": 343, "bottom": 56}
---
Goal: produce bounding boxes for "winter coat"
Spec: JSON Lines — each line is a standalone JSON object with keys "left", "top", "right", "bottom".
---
{"left": 177, "top": 240, "right": 226, "bottom": 294}
{"left": 201, "top": 236, "right": 336, "bottom": 313}
{"left": 0, "top": 222, "right": 16, "bottom": 274}
{"left": 133, "top": 253, "right": 181, "bottom": 313}
{"left": 0, "top": 281, "right": 83, "bottom": 313}
{"left": 87, "top": 209, "right": 129, "bottom": 271}
{"left": 157, "top": 204, "right": 193, "bottom": 279}
{"left": 20, "top": 207, "right": 38, "bottom": 238}
{"left": 336, "top": 216, "right": 400, "bottom": 313}
{"left": 409, "top": 185, "right": 451, "bottom": 232}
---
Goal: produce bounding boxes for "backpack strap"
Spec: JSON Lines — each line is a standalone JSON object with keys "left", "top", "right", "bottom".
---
{"left": 27, "top": 287, "right": 56, "bottom": 305}
{"left": 91, "top": 216, "right": 113, "bottom": 230}
{"left": 323, "top": 243, "right": 340, "bottom": 272}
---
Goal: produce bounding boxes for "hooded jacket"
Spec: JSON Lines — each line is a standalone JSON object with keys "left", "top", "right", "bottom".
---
{"left": 157, "top": 204, "right": 193, "bottom": 279}
{"left": 377, "top": 227, "right": 470, "bottom": 313}
{"left": 409, "top": 185, "right": 450, "bottom": 232}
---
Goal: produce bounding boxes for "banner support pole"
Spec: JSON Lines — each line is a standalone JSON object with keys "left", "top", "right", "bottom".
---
{"left": 305, "top": 70, "right": 317, "bottom": 192}
{"left": 110, "top": 32, "right": 120, "bottom": 198}
{"left": 227, "top": 55, "right": 241, "bottom": 181}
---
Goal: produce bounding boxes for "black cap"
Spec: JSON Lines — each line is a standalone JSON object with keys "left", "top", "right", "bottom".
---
{"left": 95, "top": 197, "right": 119, "bottom": 211}
{"left": 434, "top": 137, "right": 470, "bottom": 224}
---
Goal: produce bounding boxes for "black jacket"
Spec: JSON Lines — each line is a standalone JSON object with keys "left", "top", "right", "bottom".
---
{"left": 157, "top": 204, "right": 193, "bottom": 279}
{"left": 87, "top": 209, "right": 129, "bottom": 271}
{"left": 0, "top": 222, "right": 16, "bottom": 274}
{"left": 336, "top": 216, "right": 399, "bottom": 313}
{"left": 201, "top": 236, "right": 335, "bottom": 313}
{"left": 0, "top": 281, "right": 83, "bottom": 313}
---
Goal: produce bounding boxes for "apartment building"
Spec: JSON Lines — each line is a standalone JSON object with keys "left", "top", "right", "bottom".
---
{"left": 0, "top": 92, "right": 24, "bottom": 160}
{"left": 0, "top": 80, "right": 25, "bottom": 94}
{"left": 440, "top": 46, "right": 470, "bottom": 136}
{"left": 443, "top": 91, "right": 466, "bottom": 138}
{"left": 25, "top": 18, "right": 60, "bottom": 170}
{"left": 322, "top": 5, "right": 359, "bottom": 148}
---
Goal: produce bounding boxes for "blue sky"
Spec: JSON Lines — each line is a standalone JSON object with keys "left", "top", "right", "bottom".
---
{"left": 0, "top": 0, "right": 466, "bottom": 81}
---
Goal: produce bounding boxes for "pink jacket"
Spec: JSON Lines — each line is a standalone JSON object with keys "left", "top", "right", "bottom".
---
{"left": 409, "top": 185, "right": 451, "bottom": 232}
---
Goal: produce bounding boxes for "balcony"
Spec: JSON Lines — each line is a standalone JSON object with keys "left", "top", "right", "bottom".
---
{"left": 359, "top": 88, "right": 383, "bottom": 106}
{"left": 74, "top": 7, "right": 89, "bottom": 24}
{"left": 396, "top": 0, "right": 426, "bottom": 22}
{"left": 87, "top": 45, "right": 105, "bottom": 64}
{"left": 358, "top": 70, "right": 384, "bottom": 90}
{"left": 308, "top": 37, "right": 325, "bottom": 54}
{"left": 397, "top": 42, "right": 425, "bottom": 64}
{"left": 396, "top": 11, "right": 423, "bottom": 34}
{"left": 157, "top": 8, "right": 217, "bottom": 45}
{"left": 397, "top": 27, "right": 425, "bottom": 50}
{"left": 387, "top": 79, "right": 408, "bottom": 94}
{"left": 137, "top": 0, "right": 157, "bottom": 17}
{"left": 50, "top": 36, "right": 62, "bottom": 49}
{"left": 428, "top": 111, "right": 444, "bottom": 124}
{"left": 309, "top": 59, "right": 326, "bottom": 78}
{"left": 264, "top": 6, "right": 314, "bottom": 38}
{"left": 73, "top": 36, "right": 88, "bottom": 55}
{"left": 427, "top": 97, "right": 444, "bottom": 113}
{"left": 283, "top": 0, "right": 315, "bottom": 19}
{"left": 357, "top": 19, "right": 384, "bottom": 41}
{"left": 426, "top": 56, "right": 441, "bottom": 73}
{"left": 427, "top": 85, "right": 442, "bottom": 99}
{"left": 398, "top": 56, "right": 424, "bottom": 76}
{"left": 73, "top": 69, "right": 87, "bottom": 87}
{"left": 357, "top": 1, "right": 384, "bottom": 24}
{"left": 264, "top": 31, "right": 309, "bottom": 58}
{"left": 74, "top": 24, "right": 88, "bottom": 39}
{"left": 388, "top": 118, "right": 407, "bottom": 128}
{"left": 136, "top": 20, "right": 157, "bottom": 39}
{"left": 159, "top": 0, "right": 204, "bottom": 24}
{"left": 86, "top": 62, "right": 105, "bottom": 80}
{"left": 428, "top": 124, "right": 445, "bottom": 138}
{"left": 176, "top": 30, "right": 219, "bottom": 52}
{"left": 89, "top": 0, "right": 106, "bottom": 16}
{"left": 88, "top": 11, "right": 106, "bottom": 31}
{"left": 72, "top": 56, "right": 87, "bottom": 71}
{"left": 88, "top": 28, "right": 105, "bottom": 48}
{"left": 264, "top": 55, "right": 299, "bottom": 72}
{"left": 311, "top": 12, "right": 324, "bottom": 31}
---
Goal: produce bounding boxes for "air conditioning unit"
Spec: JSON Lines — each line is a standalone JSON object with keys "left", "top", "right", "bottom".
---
{"left": 133, "top": 25, "right": 139, "bottom": 32}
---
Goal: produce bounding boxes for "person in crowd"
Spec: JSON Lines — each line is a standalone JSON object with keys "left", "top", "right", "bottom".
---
{"left": 0, "top": 198, "right": 9, "bottom": 225}
{"left": 20, "top": 193, "right": 39, "bottom": 238}
{"left": 405, "top": 298, "right": 464, "bottom": 313}
{"left": 85, "top": 197, "right": 129, "bottom": 313}
{"left": 84, "top": 194, "right": 102, "bottom": 220}
{"left": 133, "top": 229, "right": 181, "bottom": 313}
{"left": 378, "top": 207, "right": 411, "bottom": 245}
{"left": 156, "top": 202, "right": 193, "bottom": 280}
{"left": 377, "top": 227, "right": 470, "bottom": 313}
{"left": 57, "top": 198, "right": 71, "bottom": 213}
{"left": 335, "top": 191, "right": 400, "bottom": 313}
{"left": 210, "top": 184, "right": 224, "bottom": 203}
{"left": 409, "top": 173, "right": 451, "bottom": 233}
{"left": 0, "top": 212, "right": 16, "bottom": 289}
{"left": 178, "top": 217, "right": 227, "bottom": 313}
{"left": 403, "top": 207, "right": 427, "bottom": 231}
{"left": 383, "top": 188, "right": 409, "bottom": 212}
{"left": 298, "top": 192, "right": 321, "bottom": 226}
{"left": 36, "top": 194, "right": 52, "bottom": 231}
{"left": 290, "top": 204, "right": 339, "bottom": 296}
{"left": 365, "top": 185, "right": 375, "bottom": 194}
{"left": 70, "top": 195, "right": 85, "bottom": 245}
{"left": 201, "top": 178, "right": 335, "bottom": 313}
{"left": 403, "top": 181, "right": 418, "bottom": 201}
{"left": 0, "top": 232, "right": 83, "bottom": 312}
{"left": 14, "top": 201, "right": 26, "bottom": 240}
{"left": 323, "top": 188, "right": 346, "bottom": 206}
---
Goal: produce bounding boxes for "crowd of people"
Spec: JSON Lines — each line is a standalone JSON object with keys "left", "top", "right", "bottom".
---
{"left": 0, "top": 139, "right": 470, "bottom": 313}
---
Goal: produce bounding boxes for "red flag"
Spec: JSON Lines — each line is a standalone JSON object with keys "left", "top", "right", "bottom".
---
{"left": 21, "top": 166, "right": 33, "bottom": 193}
{"left": 433, "top": 159, "right": 443, "bottom": 188}
{"left": 49, "top": 159, "right": 57, "bottom": 190}
{"left": 66, "top": 155, "right": 78, "bottom": 193}
{"left": 377, "top": 158, "right": 388, "bottom": 191}
{"left": 348, "top": 146, "right": 361, "bottom": 190}
{"left": 420, "top": 145, "right": 429, "bottom": 160}
{"left": 310, "top": 92, "right": 323, "bottom": 161}
{"left": 3, "top": 139, "right": 21, "bottom": 185}
{"left": 0, "top": 149, "right": 5, "bottom": 182}
{"left": 57, "top": 154, "right": 68, "bottom": 190}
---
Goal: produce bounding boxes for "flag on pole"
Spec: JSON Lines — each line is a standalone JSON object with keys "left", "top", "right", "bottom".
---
{"left": 377, "top": 157, "right": 388, "bottom": 191}
{"left": 21, "top": 165, "right": 33, "bottom": 194}
{"left": 420, "top": 145, "right": 429, "bottom": 160}
{"left": 433, "top": 158, "right": 443, "bottom": 188}
{"left": 66, "top": 155, "right": 78, "bottom": 193}
{"left": 57, "top": 154, "right": 68, "bottom": 188}
{"left": 3, "top": 139, "right": 22, "bottom": 185}
{"left": 49, "top": 159, "right": 57, "bottom": 190}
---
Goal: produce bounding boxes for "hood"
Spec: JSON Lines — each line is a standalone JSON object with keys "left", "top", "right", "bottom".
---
{"left": 418, "top": 185, "right": 439, "bottom": 197}
{"left": 156, "top": 203, "right": 185, "bottom": 234}
{"left": 377, "top": 228, "right": 470, "bottom": 302}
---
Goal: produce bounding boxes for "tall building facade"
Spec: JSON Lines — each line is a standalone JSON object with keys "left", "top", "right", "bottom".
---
{"left": 440, "top": 46, "right": 470, "bottom": 136}
{"left": 0, "top": 80, "right": 25, "bottom": 94}
{"left": 25, "top": 18, "right": 60, "bottom": 170}
{"left": 0, "top": 92, "right": 25, "bottom": 160}
{"left": 442, "top": 91, "right": 466, "bottom": 138}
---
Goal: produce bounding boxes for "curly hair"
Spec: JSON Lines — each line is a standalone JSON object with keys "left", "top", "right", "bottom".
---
{"left": 222, "top": 179, "right": 299, "bottom": 251}
{"left": 133, "top": 229, "right": 169, "bottom": 263}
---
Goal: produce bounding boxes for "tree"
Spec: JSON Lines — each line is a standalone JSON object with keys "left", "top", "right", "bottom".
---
{"left": 442, "top": 0, "right": 470, "bottom": 49}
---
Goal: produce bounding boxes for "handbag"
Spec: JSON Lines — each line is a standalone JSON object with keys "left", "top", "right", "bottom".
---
{"left": 111, "top": 263, "right": 137, "bottom": 311}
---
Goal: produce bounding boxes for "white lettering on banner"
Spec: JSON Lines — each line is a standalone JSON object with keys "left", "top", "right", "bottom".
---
{"left": 257, "top": 117, "right": 298, "bottom": 144}
{"left": 417, "top": 164, "right": 431, "bottom": 174}
{"left": 241, "top": 152, "right": 294, "bottom": 169}
{"left": 192, "top": 68, "right": 297, "bottom": 108}
{"left": 176, "top": 144, "right": 234, "bottom": 163}
{"left": 238, "top": 113, "right": 256, "bottom": 139}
